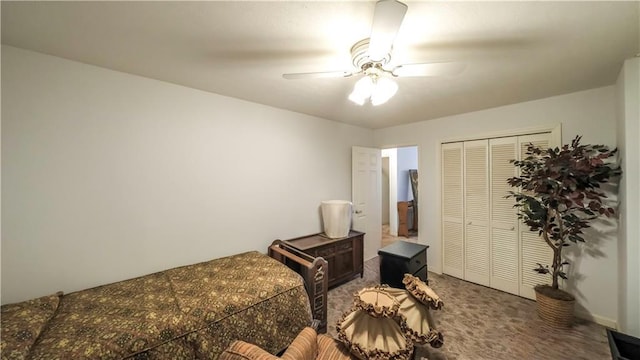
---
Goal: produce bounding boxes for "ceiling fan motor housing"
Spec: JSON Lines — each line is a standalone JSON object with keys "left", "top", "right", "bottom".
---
{"left": 351, "top": 38, "right": 391, "bottom": 71}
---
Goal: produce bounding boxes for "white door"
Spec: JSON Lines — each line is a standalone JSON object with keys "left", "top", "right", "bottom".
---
{"left": 352, "top": 146, "right": 382, "bottom": 260}
{"left": 442, "top": 143, "right": 464, "bottom": 278}
{"left": 463, "top": 140, "right": 490, "bottom": 286}
{"left": 517, "top": 133, "right": 554, "bottom": 299}
{"left": 489, "top": 137, "right": 520, "bottom": 295}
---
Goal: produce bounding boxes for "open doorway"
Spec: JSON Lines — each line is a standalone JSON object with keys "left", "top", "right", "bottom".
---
{"left": 381, "top": 146, "right": 418, "bottom": 248}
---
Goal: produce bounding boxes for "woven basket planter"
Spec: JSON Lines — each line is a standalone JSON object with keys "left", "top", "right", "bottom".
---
{"left": 534, "top": 287, "right": 575, "bottom": 328}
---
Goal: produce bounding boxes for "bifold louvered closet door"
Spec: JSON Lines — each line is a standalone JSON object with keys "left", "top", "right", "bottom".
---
{"left": 463, "top": 140, "right": 490, "bottom": 286}
{"left": 442, "top": 132, "right": 552, "bottom": 300}
{"left": 442, "top": 143, "right": 464, "bottom": 278}
{"left": 489, "top": 137, "right": 519, "bottom": 295}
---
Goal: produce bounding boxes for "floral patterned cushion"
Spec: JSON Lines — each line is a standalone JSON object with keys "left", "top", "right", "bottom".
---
{"left": 1, "top": 292, "right": 62, "bottom": 360}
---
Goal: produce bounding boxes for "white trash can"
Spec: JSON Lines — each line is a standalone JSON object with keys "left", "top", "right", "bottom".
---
{"left": 321, "top": 200, "right": 352, "bottom": 238}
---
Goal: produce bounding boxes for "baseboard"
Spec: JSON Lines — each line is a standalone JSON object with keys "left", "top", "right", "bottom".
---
{"left": 575, "top": 309, "right": 618, "bottom": 329}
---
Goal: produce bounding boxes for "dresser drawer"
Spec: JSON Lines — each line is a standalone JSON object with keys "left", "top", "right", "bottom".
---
{"left": 406, "top": 252, "right": 427, "bottom": 274}
{"left": 413, "top": 265, "right": 428, "bottom": 284}
{"left": 335, "top": 241, "right": 353, "bottom": 252}
{"left": 314, "top": 245, "right": 335, "bottom": 259}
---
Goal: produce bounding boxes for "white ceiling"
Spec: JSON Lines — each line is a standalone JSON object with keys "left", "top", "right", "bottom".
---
{"left": 2, "top": 1, "right": 639, "bottom": 129}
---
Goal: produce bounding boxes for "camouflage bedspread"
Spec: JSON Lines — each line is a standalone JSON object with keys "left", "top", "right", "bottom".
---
{"left": 1, "top": 251, "right": 312, "bottom": 360}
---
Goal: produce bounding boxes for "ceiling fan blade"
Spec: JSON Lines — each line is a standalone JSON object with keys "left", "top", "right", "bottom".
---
{"left": 368, "top": 0, "right": 408, "bottom": 62}
{"left": 391, "top": 62, "right": 467, "bottom": 77}
{"left": 282, "top": 71, "right": 353, "bottom": 80}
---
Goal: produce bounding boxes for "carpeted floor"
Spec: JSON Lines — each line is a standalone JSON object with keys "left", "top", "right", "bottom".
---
{"left": 327, "top": 256, "right": 611, "bottom": 360}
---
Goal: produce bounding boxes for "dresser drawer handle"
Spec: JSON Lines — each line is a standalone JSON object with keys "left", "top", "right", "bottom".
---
{"left": 337, "top": 243, "right": 352, "bottom": 251}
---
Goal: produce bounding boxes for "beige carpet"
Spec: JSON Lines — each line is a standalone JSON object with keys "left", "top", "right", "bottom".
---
{"left": 327, "top": 256, "right": 611, "bottom": 360}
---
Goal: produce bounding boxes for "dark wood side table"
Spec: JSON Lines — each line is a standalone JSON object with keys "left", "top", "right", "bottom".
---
{"left": 283, "top": 230, "right": 364, "bottom": 288}
{"left": 378, "top": 241, "right": 428, "bottom": 288}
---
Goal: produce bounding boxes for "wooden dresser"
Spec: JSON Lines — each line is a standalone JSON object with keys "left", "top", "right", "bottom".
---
{"left": 283, "top": 230, "right": 364, "bottom": 288}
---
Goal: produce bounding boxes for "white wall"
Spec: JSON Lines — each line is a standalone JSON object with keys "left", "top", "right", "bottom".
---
{"left": 396, "top": 146, "right": 418, "bottom": 202}
{"left": 374, "top": 86, "right": 619, "bottom": 326}
{"left": 616, "top": 57, "right": 640, "bottom": 336}
{"left": 0, "top": 46, "right": 374, "bottom": 304}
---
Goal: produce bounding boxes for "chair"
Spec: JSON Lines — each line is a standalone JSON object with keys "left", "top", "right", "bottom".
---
{"left": 219, "top": 326, "right": 353, "bottom": 360}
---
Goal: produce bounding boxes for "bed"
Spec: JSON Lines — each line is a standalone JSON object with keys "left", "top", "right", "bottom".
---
{"left": 1, "top": 250, "right": 325, "bottom": 360}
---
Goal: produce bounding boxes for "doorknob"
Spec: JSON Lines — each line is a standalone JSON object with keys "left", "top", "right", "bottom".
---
{"left": 355, "top": 210, "right": 362, "bottom": 214}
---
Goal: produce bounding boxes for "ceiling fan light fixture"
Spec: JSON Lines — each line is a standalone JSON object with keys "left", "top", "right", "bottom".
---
{"left": 283, "top": 0, "right": 466, "bottom": 108}
{"left": 349, "top": 75, "right": 374, "bottom": 105}
{"left": 349, "top": 74, "right": 398, "bottom": 106}
{"left": 371, "top": 76, "right": 398, "bottom": 106}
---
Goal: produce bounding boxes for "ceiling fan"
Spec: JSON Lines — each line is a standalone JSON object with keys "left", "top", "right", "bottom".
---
{"left": 282, "top": 0, "right": 466, "bottom": 106}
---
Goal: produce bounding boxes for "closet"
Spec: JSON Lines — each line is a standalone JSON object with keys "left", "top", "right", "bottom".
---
{"left": 441, "top": 131, "right": 556, "bottom": 300}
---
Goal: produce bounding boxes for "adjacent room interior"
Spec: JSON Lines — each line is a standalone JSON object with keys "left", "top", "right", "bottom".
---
{"left": 1, "top": 1, "right": 639, "bottom": 359}
{"left": 381, "top": 146, "right": 419, "bottom": 247}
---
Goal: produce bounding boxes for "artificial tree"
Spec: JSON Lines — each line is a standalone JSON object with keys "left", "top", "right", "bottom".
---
{"left": 507, "top": 135, "right": 621, "bottom": 300}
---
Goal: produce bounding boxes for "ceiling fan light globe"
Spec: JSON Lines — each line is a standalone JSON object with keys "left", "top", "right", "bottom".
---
{"left": 371, "top": 77, "right": 398, "bottom": 106}
{"left": 348, "top": 93, "right": 366, "bottom": 106}
{"left": 349, "top": 76, "right": 375, "bottom": 105}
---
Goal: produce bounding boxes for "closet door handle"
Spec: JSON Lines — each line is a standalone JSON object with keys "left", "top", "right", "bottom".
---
{"left": 510, "top": 226, "right": 515, "bottom": 231}
{"left": 467, "top": 221, "right": 472, "bottom": 225}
